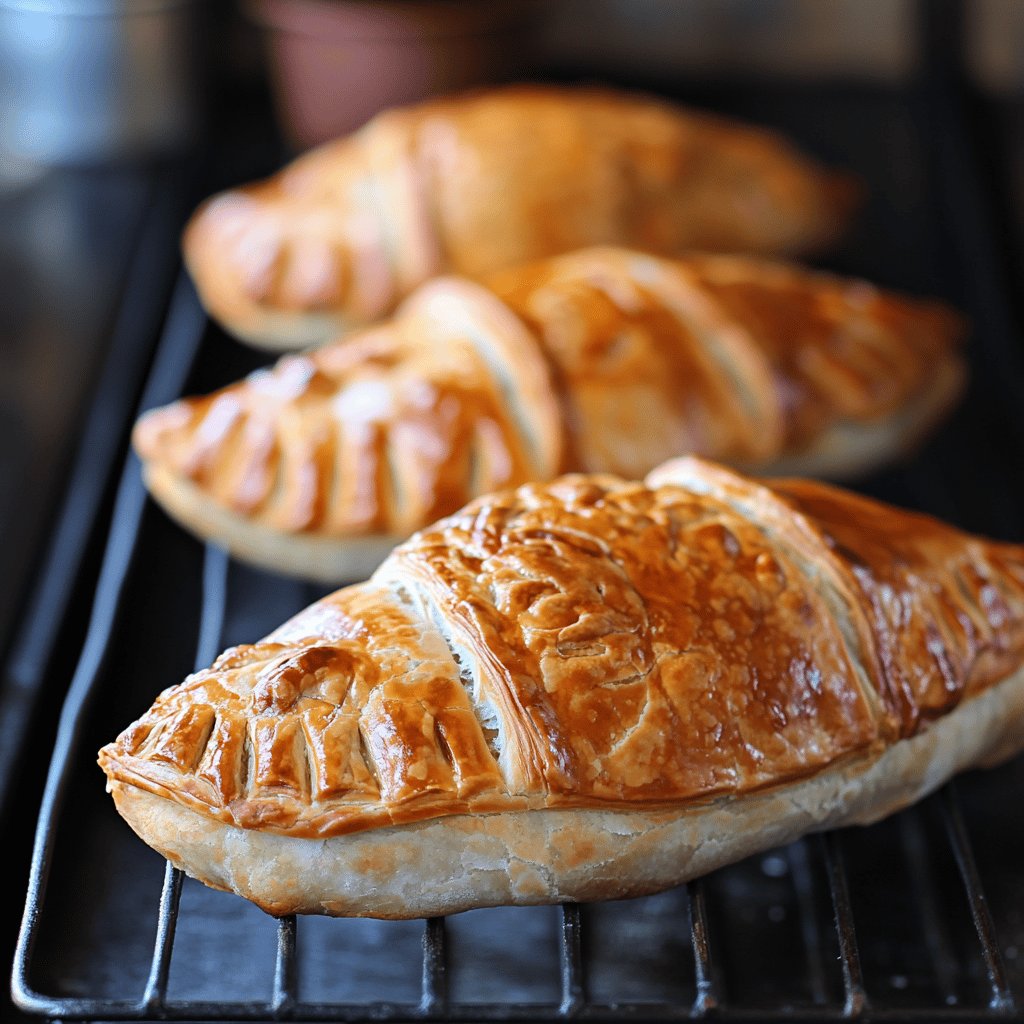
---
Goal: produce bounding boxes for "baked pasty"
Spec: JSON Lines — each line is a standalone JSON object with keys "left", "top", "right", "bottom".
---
{"left": 134, "top": 247, "right": 965, "bottom": 581}
{"left": 99, "top": 458, "right": 1024, "bottom": 919}
{"left": 183, "top": 85, "right": 857, "bottom": 350}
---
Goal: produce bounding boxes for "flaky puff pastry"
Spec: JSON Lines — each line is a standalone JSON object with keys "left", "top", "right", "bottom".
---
{"left": 134, "top": 248, "right": 965, "bottom": 581}
{"left": 183, "top": 85, "right": 857, "bottom": 350}
{"left": 100, "top": 458, "right": 1024, "bottom": 918}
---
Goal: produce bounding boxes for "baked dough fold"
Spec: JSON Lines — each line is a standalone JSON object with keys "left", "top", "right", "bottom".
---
{"left": 183, "top": 85, "right": 857, "bottom": 350}
{"left": 100, "top": 459, "right": 1024, "bottom": 916}
{"left": 134, "top": 248, "right": 965, "bottom": 580}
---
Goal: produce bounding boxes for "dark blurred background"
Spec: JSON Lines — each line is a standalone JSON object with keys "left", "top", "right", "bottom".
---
{"left": 3, "top": 0, "right": 1023, "bottom": 669}
{"left": 2, "top": 2, "right": 1023, "bottom": 1021}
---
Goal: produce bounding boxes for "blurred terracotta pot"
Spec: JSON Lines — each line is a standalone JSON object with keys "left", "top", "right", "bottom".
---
{"left": 248, "top": 0, "right": 540, "bottom": 148}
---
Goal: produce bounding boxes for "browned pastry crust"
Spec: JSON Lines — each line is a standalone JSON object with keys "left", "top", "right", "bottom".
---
{"left": 183, "top": 85, "right": 858, "bottom": 350}
{"left": 99, "top": 458, "right": 1024, "bottom": 917}
{"left": 134, "top": 248, "right": 965, "bottom": 581}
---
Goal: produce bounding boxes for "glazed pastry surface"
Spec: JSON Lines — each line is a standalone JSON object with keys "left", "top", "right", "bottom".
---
{"left": 183, "top": 85, "right": 857, "bottom": 349}
{"left": 101, "top": 459, "right": 1024, "bottom": 841}
{"left": 134, "top": 248, "right": 965, "bottom": 579}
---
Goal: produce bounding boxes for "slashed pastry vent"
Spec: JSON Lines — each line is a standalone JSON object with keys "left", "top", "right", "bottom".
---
{"left": 433, "top": 720, "right": 457, "bottom": 772}
{"left": 196, "top": 710, "right": 246, "bottom": 804}
{"left": 356, "top": 725, "right": 384, "bottom": 794}
{"left": 388, "top": 578, "right": 506, "bottom": 767}
{"left": 151, "top": 706, "right": 216, "bottom": 773}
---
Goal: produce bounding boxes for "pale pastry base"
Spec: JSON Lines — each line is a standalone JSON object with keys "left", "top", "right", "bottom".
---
{"left": 203, "top": 306, "right": 352, "bottom": 354}
{"left": 143, "top": 463, "right": 402, "bottom": 585}
{"left": 109, "top": 662, "right": 1024, "bottom": 920}
{"left": 141, "top": 355, "right": 965, "bottom": 585}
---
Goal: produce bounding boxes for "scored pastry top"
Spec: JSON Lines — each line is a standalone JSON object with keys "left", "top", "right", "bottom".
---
{"left": 134, "top": 248, "right": 965, "bottom": 544}
{"left": 99, "top": 459, "right": 1024, "bottom": 838}
{"left": 488, "top": 249, "right": 963, "bottom": 474}
{"left": 184, "top": 85, "right": 858, "bottom": 341}
{"left": 135, "top": 278, "right": 563, "bottom": 538}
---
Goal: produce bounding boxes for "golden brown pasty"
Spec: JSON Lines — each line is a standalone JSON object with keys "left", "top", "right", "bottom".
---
{"left": 183, "top": 85, "right": 857, "bottom": 350}
{"left": 134, "top": 248, "right": 965, "bottom": 581}
{"left": 99, "top": 458, "right": 1024, "bottom": 918}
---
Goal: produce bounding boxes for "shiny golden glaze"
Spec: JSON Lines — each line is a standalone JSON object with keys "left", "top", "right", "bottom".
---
{"left": 772, "top": 480, "right": 1024, "bottom": 734}
{"left": 134, "top": 248, "right": 964, "bottom": 542}
{"left": 184, "top": 85, "right": 856, "bottom": 337}
{"left": 135, "top": 279, "right": 562, "bottom": 537}
{"left": 98, "top": 459, "right": 1024, "bottom": 838}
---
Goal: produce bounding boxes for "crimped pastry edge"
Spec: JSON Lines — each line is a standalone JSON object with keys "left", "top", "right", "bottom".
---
{"left": 139, "top": 356, "right": 965, "bottom": 585}
{"left": 182, "top": 232, "right": 356, "bottom": 353}
{"left": 107, "top": 661, "right": 1024, "bottom": 919}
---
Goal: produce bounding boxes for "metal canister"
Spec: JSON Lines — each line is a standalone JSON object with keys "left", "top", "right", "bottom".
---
{"left": 0, "top": 0, "right": 202, "bottom": 164}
